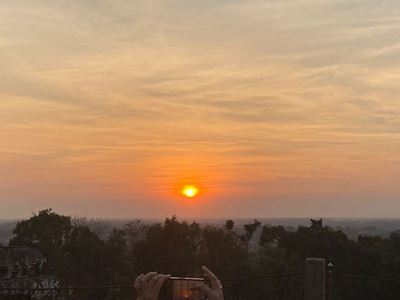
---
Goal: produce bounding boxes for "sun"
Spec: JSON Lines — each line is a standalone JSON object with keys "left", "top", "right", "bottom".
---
{"left": 181, "top": 185, "right": 199, "bottom": 198}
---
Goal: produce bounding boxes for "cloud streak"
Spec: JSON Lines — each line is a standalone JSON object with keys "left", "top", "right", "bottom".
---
{"left": 1, "top": 0, "right": 400, "bottom": 218}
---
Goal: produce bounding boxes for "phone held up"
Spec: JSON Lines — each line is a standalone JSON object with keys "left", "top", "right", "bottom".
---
{"left": 160, "top": 277, "right": 206, "bottom": 300}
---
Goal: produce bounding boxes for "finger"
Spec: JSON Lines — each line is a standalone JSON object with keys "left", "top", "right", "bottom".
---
{"left": 202, "top": 266, "right": 220, "bottom": 290}
{"left": 134, "top": 274, "right": 144, "bottom": 290}
{"left": 153, "top": 274, "right": 170, "bottom": 295}
{"left": 192, "top": 284, "right": 213, "bottom": 297}
{"left": 142, "top": 272, "right": 158, "bottom": 283}
{"left": 149, "top": 274, "right": 162, "bottom": 289}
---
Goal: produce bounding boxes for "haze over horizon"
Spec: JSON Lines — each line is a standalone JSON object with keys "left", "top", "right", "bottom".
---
{"left": 1, "top": 0, "right": 400, "bottom": 219}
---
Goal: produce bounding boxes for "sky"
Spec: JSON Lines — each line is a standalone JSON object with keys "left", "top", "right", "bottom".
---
{"left": 1, "top": 0, "right": 400, "bottom": 219}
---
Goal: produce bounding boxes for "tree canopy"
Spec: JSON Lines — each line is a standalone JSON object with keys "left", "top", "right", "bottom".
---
{"left": 9, "top": 209, "right": 400, "bottom": 299}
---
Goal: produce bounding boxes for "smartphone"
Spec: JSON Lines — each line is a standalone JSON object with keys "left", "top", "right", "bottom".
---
{"left": 160, "top": 277, "right": 205, "bottom": 300}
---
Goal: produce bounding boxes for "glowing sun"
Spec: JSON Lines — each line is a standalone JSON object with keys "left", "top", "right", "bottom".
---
{"left": 181, "top": 185, "right": 199, "bottom": 198}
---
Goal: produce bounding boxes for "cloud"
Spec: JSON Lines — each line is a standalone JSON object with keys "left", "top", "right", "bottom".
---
{"left": 1, "top": 0, "right": 400, "bottom": 217}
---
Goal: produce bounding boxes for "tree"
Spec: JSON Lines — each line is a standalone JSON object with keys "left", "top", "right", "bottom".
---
{"left": 243, "top": 219, "right": 262, "bottom": 242}
{"left": 61, "top": 225, "right": 110, "bottom": 286}
{"left": 310, "top": 218, "right": 323, "bottom": 228}
{"left": 201, "top": 225, "right": 248, "bottom": 277}
{"left": 10, "top": 209, "right": 72, "bottom": 273}
{"left": 10, "top": 209, "right": 116, "bottom": 287}
{"left": 242, "top": 219, "right": 262, "bottom": 252}
{"left": 277, "top": 219, "right": 352, "bottom": 273}
{"left": 259, "top": 225, "right": 286, "bottom": 246}
{"left": 105, "top": 228, "right": 130, "bottom": 283}
{"left": 133, "top": 216, "right": 202, "bottom": 276}
{"left": 225, "top": 220, "right": 234, "bottom": 231}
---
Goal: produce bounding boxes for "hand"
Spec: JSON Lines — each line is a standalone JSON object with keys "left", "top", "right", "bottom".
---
{"left": 134, "top": 272, "right": 170, "bottom": 300}
{"left": 193, "top": 266, "right": 224, "bottom": 300}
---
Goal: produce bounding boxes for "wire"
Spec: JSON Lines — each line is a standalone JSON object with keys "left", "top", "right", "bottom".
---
{"left": 335, "top": 274, "right": 400, "bottom": 284}
{"left": 222, "top": 272, "right": 304, "bottom": 282}
{"left": 0, "top": 273, "right": 304, "bottom": 291}
{"left": 0, "top": 286, "right": 132, "bottom": 292}
{"left": 5, "top": 273, "right": 400, "bottom": 292}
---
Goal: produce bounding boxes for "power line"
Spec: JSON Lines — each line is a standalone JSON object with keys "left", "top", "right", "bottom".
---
{"left": 335, "top": 274, "right": 400, "bottom": 284}
{"left": 222, "top": 272, "right": 304, "bottom": 282}
{"left": 3, "top": 273, "right": 400, "bottom": 292}
{"left": 0, "top": 273, "right": 304, "bottom": 292}
{"left": 0, "top": 286, "right": 132, "bottom": 292}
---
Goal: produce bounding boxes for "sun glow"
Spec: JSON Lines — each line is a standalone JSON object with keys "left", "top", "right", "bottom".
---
{"left": 181, "top": 185, "right": 199, "bottom": 198}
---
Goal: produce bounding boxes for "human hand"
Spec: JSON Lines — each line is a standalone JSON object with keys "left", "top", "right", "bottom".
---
{"left": 193, "top": 266, "right": 224, "bottom": 300}
{"left": 134, "top": 272, "right": 170, "bottom": 300}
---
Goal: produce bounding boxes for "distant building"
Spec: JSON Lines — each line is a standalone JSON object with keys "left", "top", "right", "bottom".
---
{"left": 0, "top": 246, "right": 61, "bottom": 299}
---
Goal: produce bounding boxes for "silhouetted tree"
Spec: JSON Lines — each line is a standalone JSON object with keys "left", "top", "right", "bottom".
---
{"left": 10, "top": 209, "right": 72, "bottom": 273}
{"left": 201, "top": 225, "right": 248, "bottom": 277}
{"left": 61, "top": 225, "right": 109, "bottom": 286}
{"left": 133, "top": 216, "right": 202, "bottom": 276}
{"left": 10, "top": 210, "right": 400, "bottom": 300}
{"left": 225, "top": 219, "right": 234, "bottom": 231}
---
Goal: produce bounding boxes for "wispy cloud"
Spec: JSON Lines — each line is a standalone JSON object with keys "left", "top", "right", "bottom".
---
{"left": 1, "top": 0, "right": 400, "bottom": 218}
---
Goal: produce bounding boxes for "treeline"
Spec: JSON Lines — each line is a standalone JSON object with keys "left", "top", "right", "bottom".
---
{"left": 9, "top": 209, "right": 400, "bottom": 299}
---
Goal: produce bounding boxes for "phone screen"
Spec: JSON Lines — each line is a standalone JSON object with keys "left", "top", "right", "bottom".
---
{"left": 160, "top": 277, "right": 204, "bottom": 300}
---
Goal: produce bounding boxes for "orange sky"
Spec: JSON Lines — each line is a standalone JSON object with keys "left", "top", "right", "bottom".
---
{"left": 1, "top": 0, "right": 400, "bottom": 218}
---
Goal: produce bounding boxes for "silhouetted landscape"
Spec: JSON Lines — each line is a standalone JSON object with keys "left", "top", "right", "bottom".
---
{"left": 3, "top": 216, "right": 400, "bottom": 247}
{"left": 3, "top": 209, "right": 400, "bottom": 299}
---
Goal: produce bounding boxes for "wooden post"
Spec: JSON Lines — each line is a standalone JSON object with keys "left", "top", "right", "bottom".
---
{"left": 305, "top": 258, "right": 326, "bottom": 300}
{"left": 326, "top": 261, "right": 334, "bottom": 300}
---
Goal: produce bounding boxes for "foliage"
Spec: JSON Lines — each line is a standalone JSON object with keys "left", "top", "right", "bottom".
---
{"left": 10, "top": 209, "right": 72, "bottom": 274}
{"left": 9, "top": 210, "right": 400, "bottom": 299}
{"left": 133, "top": 216, "right": 202, "bottom": 276}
